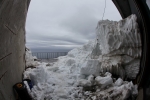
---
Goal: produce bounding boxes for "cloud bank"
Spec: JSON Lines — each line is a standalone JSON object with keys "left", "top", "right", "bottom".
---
{"left": 26, "top": 0, "right": 121, "bottom": 52}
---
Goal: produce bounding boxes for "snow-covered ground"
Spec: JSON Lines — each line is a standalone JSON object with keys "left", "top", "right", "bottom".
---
{"left": 24, "top": 14, "right": 141, "bottom": 100}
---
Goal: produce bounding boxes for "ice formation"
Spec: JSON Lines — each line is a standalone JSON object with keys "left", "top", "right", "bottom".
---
{"left": 96, "top": 14, "right": 141, "bottom": 79}
{"left": 24, "top": 14, "right": 141, "bottom": 100}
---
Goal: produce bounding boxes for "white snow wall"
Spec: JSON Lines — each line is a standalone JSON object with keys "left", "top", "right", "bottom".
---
{"left": 96, "top": 14, "right": 141, "bottom": 79}
{"left": 0, "top": 0, "right": 30, "bottom": 100}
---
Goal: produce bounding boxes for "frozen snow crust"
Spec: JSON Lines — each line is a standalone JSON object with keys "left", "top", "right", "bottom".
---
{"left": 24, "top": 14, "right": 140, "bottom": 100}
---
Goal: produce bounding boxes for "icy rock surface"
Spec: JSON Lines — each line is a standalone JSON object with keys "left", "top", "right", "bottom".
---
{"left": 24, "top": 14, "right": 140, "bottom": 100}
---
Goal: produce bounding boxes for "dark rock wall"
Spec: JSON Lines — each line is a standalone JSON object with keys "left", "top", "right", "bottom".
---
{"left": 0, "top": 0, "right": 30, "bottom": 99}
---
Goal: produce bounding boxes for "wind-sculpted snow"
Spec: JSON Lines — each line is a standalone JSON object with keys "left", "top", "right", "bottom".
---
{"left": 96, "top": 14, "right": 141, "bottom": 79}
{"left": 96, "top": 15, "right": 141, "bottom": 56}
{"left": 24, "top": 14, "right": 140, "bottom": 100}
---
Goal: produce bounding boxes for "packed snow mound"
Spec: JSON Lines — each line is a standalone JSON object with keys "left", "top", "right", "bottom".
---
{"left": 52, "top": 40, "right": 96, "bottom": 75}
{"left": 25, "top": 48, "right": 40, "bottom": 68}
{"left": 24, "top": 66, "right": 138, "bottom": 100}
{"left": 80, "top": 59, "right": 101, "bottom": 76}
{"left": 24, "top": 14, "right": 141, "bottom": 100}
{"left": 95, "top": 72, "right": 113, "bottom": 88}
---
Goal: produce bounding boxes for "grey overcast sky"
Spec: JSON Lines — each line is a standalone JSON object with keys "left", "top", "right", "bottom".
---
{"left": 26, "top": 0, "right": 121, "bottom": 52}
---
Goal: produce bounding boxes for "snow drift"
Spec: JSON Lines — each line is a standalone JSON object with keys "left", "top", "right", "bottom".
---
{"left": 25, "top": 48, "right": 39, "bottom": 68}
{"left": 96, "top": 14, "right": 141, "bottom": 79}
{"left": 24, "top": 14, "right": 141, "bottom": 100}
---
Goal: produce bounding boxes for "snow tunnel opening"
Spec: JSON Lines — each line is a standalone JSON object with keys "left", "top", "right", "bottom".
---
{"left": 25, "top": 0, "right": 142, "bottom": 82}
{"left": 23, "top": 0, "right": 143, "bottom": 99}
